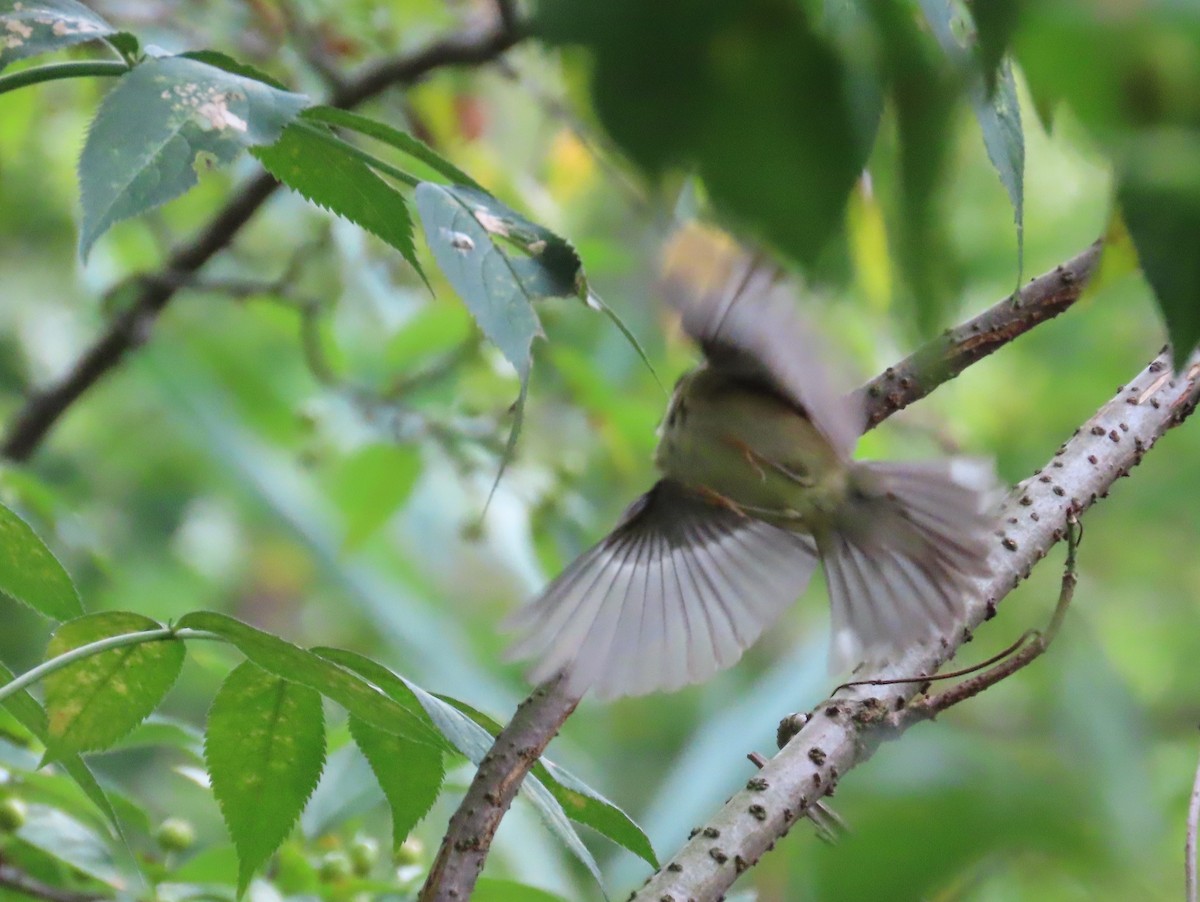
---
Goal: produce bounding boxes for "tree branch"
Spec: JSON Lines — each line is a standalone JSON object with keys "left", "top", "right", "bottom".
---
{"left": 416, "top": 242, "right": 1106, "bottom": 901}
{"left": 0, "top": 7, "right": 522, "bottom": 463}
{"left": 1188, "top": 732, "right": 1200, "bottom": 902}
{"left": 633, "top": 348, "right": 1200, "bottom": 901}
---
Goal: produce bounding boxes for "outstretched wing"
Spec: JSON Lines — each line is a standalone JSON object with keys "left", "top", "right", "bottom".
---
{"left": 506, "top": 479, "right": 819, "bottom": 700}
{"left": 660, "top": 233, "right": 864, "bottom": 459}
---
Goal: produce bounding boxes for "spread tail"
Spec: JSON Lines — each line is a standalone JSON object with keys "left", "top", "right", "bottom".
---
{"left": 819, "top": 458, "right": 996, "bottom": 672}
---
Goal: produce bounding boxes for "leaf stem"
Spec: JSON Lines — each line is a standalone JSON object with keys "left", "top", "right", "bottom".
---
{"left": 0, "top": 627, "right": 217, "bottom": 704}
{"left": 290, "top": 119, "right": 421, "bottom": 188}
{"left": 0, "top": 61, "right": 130, "bottom": 97}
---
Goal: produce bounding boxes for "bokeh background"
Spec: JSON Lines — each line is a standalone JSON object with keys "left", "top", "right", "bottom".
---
{"left": 0, "top": 1, "right": 1197, "bottom": 899}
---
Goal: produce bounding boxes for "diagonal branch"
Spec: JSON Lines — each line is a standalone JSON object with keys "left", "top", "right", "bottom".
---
{"left": 633, "top": 349, "right": 1200, "bottom": 901}
{"left": 417, "top": 241, "right": 1105, "bottom": 901}
{"left": 0, "top": 8, "right": 522, "bottom": 463}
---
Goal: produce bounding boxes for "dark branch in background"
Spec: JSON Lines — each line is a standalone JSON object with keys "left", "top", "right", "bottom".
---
{"left": 634, "top": 346, "right": 1200, "bottom": 900}
{"left": 0, "top": 6, "right": 522, "bottom": 463}
{"left": 416, "top": 242, "right": 1106, "bottom": 901}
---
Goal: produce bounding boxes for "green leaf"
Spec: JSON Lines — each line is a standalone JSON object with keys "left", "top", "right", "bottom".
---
{"left": 473, "top": 879, "right": 570, "bottom": 902}
{"left": 205, "top": 661, "right": 325, "bottom": 895}
{"left": 77, "top": 54, "right": 308, "bottom": 258}
{"left": 0, "top": 0, "right": 115, "bottom": 70}
{"left": 43, "top": 612, "right": 184, "bottom": 757}
{"left": 0, "top": 500, "right": 81, "bottom": 620}
{"left": 252, "top": 122, "right": 422, "bottom": 275}
{"left": 350, "top": 716, "right": 444, "bottom": 850}
{"left": 880, "top": 0, "right": 962, "bottom": 333}
{"left": 972, "top": 59, "right": 1025, "bottom": 278}
{"left": 416, "top": 183, "right": 584, "bottom": 384}
{"left": 535, "top": 0, "right": 866, "bottom": 266}
{"left": 416, "top": 182, "right": 585, "bottom": 501}
{"left": 15, "top": 803, "right": 131, "bottom": 889}
{"left": 434, "top": 694, "right": 658, "bottom": 868}
{"left": 304, "top": 105, "right": 485, "bottom": 191}
{"left": 317, "top": 648, "right": 620, "bottom": 885}
{"left": 175, "top": 611, "right": 447, "bottom": 750}
{"left": 330, "top": 443, "right": 422, "bottom": 549}
{"left": 1118, "top": 132, "right": 1200, "bottom": 370}
{"left": 0, "top": 660, "right": 124, "bottom": 839}
{"left": 971, "top": 0, "right": 1021, "bottom": 96}
{"left": 920, "top": 0, "right": 1025, "bottom": 283}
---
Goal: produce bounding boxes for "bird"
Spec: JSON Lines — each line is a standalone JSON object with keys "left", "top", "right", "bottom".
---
{"left": 506, "top": 230, "right": 995, "bottom": 701}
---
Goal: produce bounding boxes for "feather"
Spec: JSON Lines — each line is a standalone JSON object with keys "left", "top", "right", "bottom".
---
{"left": 506, "top": 480, "right": 820, "bottom": 700}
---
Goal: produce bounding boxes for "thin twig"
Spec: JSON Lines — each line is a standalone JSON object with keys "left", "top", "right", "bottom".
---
{"left": 0, "top": 7, "right": 522, "bottom": 463}
{"left": 417, "top": 242, "right": 1106, "bottom": 901}
{"left": 897, "top": 512, "right": 1080, "bottom": 725}
{"left": 1187, "top": 734, "right": 1200, "bottom": 902}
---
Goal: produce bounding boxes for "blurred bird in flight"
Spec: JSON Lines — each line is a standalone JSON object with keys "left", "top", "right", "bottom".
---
{"left": 508, "top": 227, "right": 995, "bottom": 700}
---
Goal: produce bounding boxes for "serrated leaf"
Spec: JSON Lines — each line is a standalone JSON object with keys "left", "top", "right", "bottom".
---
{"left": 78, "top": 54, "right": 307, "bottom": 258}
{"left": 43, "top": 611, "right": 184, "bottom": 757}
{"left": 205, "top": 661, "right": 325, "bottom": 895}
{"left": 0, "top": 500, "right": 81, "bottom": 620}
{"left": 253, "top": 122, "right": 422, "bottom": 279}
{"left": 316, "top": 648, "right": 610, "bottom": 887}
{"left": 1119, "top": 134, "right": 1200, "bottom": 370}
{"left": 433, "top": 693, "right": 658, "bottom": 868}
{"left": 0, "top": 660, "right": 124, "bottom": 838}
{"left": 350, "top": 716, "right": 444, "bottom": 850}
{"left": 175, "top": 611, "right": 447, "bottom": 750}
{"left": 304, "top": 105, "right": 484, "bottom": 191}
{"left": 972, "top": 59, "right": 1025, "bottom": 278}
{"left": 0, "top": 0, "right": 114, "bottom": 70}
{"left": 330, "top": 443, "right": 421, "bottom": 549}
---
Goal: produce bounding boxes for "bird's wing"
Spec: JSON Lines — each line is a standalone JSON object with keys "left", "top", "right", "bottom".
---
{"left": 660, "top": 234, "right": 864, "bottom": 458}
{"left": 506, "top": 479, "right": 819, "bottom": 700}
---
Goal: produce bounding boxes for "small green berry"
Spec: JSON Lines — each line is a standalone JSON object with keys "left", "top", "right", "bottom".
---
{"left": 155, "top": 817, "right": 197, "bottom": 852}
{"left": 0, "top": 796, "right": 27, "bottom": 832}
{"left": 394, "top": 836, "right": 424, "bottom": 866}
{"left": 348, "top": 835, "right": 380, "bottom": 876}
{"left": 318, "top": 850, "right": 354, "bottom": 883}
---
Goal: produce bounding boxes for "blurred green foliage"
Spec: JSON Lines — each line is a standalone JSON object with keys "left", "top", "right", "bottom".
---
{"left": 0, "top": 0, "right": 1198, "bottom": 900}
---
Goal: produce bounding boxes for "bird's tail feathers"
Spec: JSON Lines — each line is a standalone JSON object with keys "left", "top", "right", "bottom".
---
{"left": 820, "top": 458, "right": 996, "bottom": 672}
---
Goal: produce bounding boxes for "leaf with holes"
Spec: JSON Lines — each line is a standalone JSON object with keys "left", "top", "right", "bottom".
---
{"left": 350, "top": 716, "right": 444, "bottom": 850}
{"left": 205, "top": 661, "right": 325, "bottom": 895}
{"left": 0, "top": 500, "right": 81, "bottom": 620}
{"left": 253, "top": 122, "right": 422, "bottom": 276}
{"left": 0, "top": 0, "right": 115, "bottom": 69}
{"left": 416, "top": 183, "right": 585, "bottom": 498}
{"left": 77, "top": 54, "right": 307, "bottom": 259}
{"left": 43, "top": 612, "right": 184, "bottom": 757}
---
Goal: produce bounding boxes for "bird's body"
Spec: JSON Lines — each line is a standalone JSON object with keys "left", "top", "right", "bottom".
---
{"left": 656, "top": 364, "right": 848, "bottom": 530}
{"left": 507, "top": 239, "right": 996, "bottom": 700}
